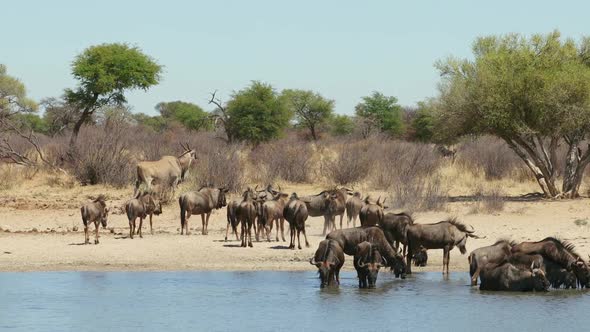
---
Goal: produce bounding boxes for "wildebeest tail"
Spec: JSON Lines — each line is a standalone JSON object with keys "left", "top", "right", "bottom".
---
{"left": 468, "top": 253, "right": 476, "bottom": 277}
{"left": 179, "top": 196, "right": 186, "bottom": 230}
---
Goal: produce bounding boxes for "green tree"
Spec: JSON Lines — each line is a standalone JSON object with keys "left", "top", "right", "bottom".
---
{"left": 42, "top": 97, "right": 79, "bottom": 136}
{"left": 132, "top": 113, "right": 167, "bottom": 132}
{"left": 433, "top": 31, "right": 590, "bottom": 198}
{"left": 65, "top": 43, "right": 162, "bottom": 150}
{"left": 13, "top": 113, "right": 48, "bottom": 134}
{"left": 355, "top": 92, "right": 403, "bottom": 137}
{"left": 155, "top": 101, "right": 211, "bottom": 131}
{"left": 411, "top": 100, "right": 436, "bottom": 142}
{"left": 226, "top": 81, "right": 291, "bottom": 144}
{"left": 0, "top": 64, "right": 37, "bottom": 116}
{"left": 282, "top": 89, "right": 334, "bottom": 140}
{"left": 330, "top": 114, "right": 355, "bottom": 136}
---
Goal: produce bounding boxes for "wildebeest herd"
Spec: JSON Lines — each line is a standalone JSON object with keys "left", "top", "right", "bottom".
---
{"left": 79, "top": 146, "right": 590, "bottom": 292}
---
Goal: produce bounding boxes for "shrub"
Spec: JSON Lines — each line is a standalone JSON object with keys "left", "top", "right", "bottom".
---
{"left": 457, "top": 136, "right": 524, "bottom": 180}
{"left": 321, "top": 141, "right": 371, "bottom": 185}
{"left": 188, "top": 142, "right": 245, "bottom": 193}
{"left": 250, "top": 137, "right": 314, "bottom": 183}
{"left": 71, "top": 120, "right": 135, "bottom": 187}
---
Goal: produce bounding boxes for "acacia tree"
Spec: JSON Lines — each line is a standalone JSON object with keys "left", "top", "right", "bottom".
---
{"left": 65, "top": 43, "right": 162, "bottom": 151}
{"left": 282, "top": 89, "right": 334, "bottom": 140}
{"left": 223, "top": 81, "right": 291, "bottom": 145}
{"left": 355, "top": 92, "right": 403, "bottom": 137}
{"left": 0, "top": 65, "right": 57, "bottom": 169}
{"left": 434, "top": 31, "right": 590, "bottom": 198}
{"left": 155, "top": 101, "right": 211, "bottom": 131}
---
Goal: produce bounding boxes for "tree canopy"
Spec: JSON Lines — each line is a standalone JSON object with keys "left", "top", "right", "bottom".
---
{"left": 282, "top": 89, "right": 334, "bottom": 140}
{"left": 226, "top": 81, "right": 291, "bottom": 144}
{"left": 355, "top": 92, "right": 403, "bottom": 137}
{"left": 433, "top": 31, "right": 590, "bottom": 197}
{"left": 330, "top": 114, "right": 355, "bottom": 136}
{"left": 0, "top": 64, "right": 37, "bottom": 116}
{"left": 155, "top": 101, "right": 211, "bottom": 131}
{"left": 65, "top": 43, "right": 162, "bottom": 149}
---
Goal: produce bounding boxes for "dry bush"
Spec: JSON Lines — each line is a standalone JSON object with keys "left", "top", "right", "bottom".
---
{"left": 458, "top": 136, "right": 528, "bottom": 180}
{"left": 0, "top": 165, "right": 20, "bottom": 190}
{"left": 71, "top": 121, "right": 135, "bottom": 187}
{"left": 188, "top": 141, "right": 245, "bottom": 193}
{"left": 468, "top": 184, "right": 505, "bottom": 214}
{"left": 359, "top": 140, "right": 448, "bottom": 211}
{"left": 321, "top": 141, "right": 371, "bottom": 185}
{"left": 250, "top": 138, "right": 314, "bottom": 183}
{"left": 371, "top": 141, "right": 441, "bottom": 189}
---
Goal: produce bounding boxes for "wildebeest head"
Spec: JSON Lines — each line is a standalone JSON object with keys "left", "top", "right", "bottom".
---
{"left": 100, "top": 208, "right": 109, "bottom": 228}
{"left": 152, "top": 196, "right": 163, "bottom": 216}
{"left": 531, "top": 262, "right": 550, "bottom": 291}
{"left": 358, "top": 250, "right": 386, "bottom": 288}
{"left": 217, "top": 187, "right": 229, "bottom": 208}
{"left": 310, "top": 258, "right": 339, "bottom": 288}
{"left": 413, "top": 246, "right": 428, "bottom": 267}
{"left": 571, "top": 257, "right": 590, "bottom": 288}
{"left": 391, "top": 253, "right": 407, "bottom": 279}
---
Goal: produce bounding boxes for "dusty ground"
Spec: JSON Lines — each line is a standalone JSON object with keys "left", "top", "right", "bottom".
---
{"left": 1, "top": 180, "right": 589, "bottom": 273}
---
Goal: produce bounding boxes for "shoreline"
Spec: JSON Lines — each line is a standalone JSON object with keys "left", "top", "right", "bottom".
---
{"left": 1, "top": 198, "right": 589, "bottom": 274}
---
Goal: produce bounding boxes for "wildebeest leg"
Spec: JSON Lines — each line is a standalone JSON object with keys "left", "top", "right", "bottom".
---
{"left": 225, "top": 220, "right": 231, "bottom": 242}
{"left": 471, "top": 267, "right": 480, "bottom": 286}
{"left": 442, "top": 247, "right": 449, "bottom": 274}
{"left": 352, "top": 215, "right": 357, "bottom": 228}
{"left": 149, "top": 214, "right": 153, "bottom": 235}
{"left": 247, "top": 219, "right": 253, "bottom": 248}
{"left": 296, "top": 229, "right": 302, "bottom": 250}
{"left": 129, "top": 218, "right": 135, "bottom": 239}
{"left": 322, "top": 215, "right": 329, "bottom": 235}
{"left": 336, "top": 269, "right": 341, "bottom": 285}
{"left": 138, "top": 217, "right": 144, "bottom": 238}
{"left": 279, "top": 218, "right": 286, "bottom": 242}
{"left": 184, "top": 213, "right": 191, "bottom": 235}
{"left": 405, "top": 243, "right": 413, "bottom": 274}
{"left": 84, "top": 224, "right": 89, "bottom": 244}
{"left": 289, "top": 225, "right": 295, "bottom": 249}
{"left": 205, "top": 213, "right": 211, "bottom": 235}
{"left": 201, "top": 214, "right": 206, "bottom": 235}
{"left": 339, "top": 214, "right": 344, "bottom": 229}
{"left": 94, "top": 221, "right": 100, "bottom": 244}
{"left": 240, "top": 220, "right": 246, "bottom": 247}
{"left": 302, "top": 227, "right": 310, "bottom": 248}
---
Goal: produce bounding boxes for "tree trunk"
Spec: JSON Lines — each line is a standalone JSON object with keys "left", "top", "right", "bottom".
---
{"left": 562, "top": 138, "right": 580, "bottom": 195}
{"left": 504, "top": 137, "right": 560, "bottom": 198}
{"left": 309, "top": 125, "right": 318, "bottom": 141}
{"left": 68, "top": 110, "right": 91, "bottom": 152}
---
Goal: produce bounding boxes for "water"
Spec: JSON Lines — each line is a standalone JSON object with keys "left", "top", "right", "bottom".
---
{"left": 0, "top": 271, "right": 587, "bottom": 332}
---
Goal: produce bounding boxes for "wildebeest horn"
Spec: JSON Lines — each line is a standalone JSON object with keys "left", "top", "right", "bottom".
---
{"left": 254, "top": 185, "right": 259, "bottom": 192}
{"left": 309, "top": 257, "right": 320, "bottom": 266}
{"left": 357, "top": 259, "right": 366, "bottom": 268}
{"left": 382, "top": 256, "right": 388, "bottom": 266}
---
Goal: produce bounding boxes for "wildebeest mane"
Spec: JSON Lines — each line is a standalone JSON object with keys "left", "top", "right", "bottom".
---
{"left": 434, "top": 217, "right": 474, "bottom": 233}
{"left": 493, "top": 238, "right": 517, "bottom": 247}
{"left": 541, "top": 237, "right": 580, "bottom": 258}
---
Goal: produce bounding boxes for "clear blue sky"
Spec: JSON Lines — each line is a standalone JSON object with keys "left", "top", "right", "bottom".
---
{"left": 2, "top": 0, "right": 588, "bottom": 116}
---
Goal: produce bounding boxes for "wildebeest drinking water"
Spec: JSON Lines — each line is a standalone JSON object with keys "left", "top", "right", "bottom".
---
{"left": 125, "top": 192, "right": 162, "bottom": 239}
{"left": 179, "top": 186, "right": 228, "bottom": 235}
{"left": 468, "top": 239, "right": 515, "bottom": 286}
{"left": 326, "top": 226, "right": 406, "bottom": 278}
{"left": 283, "top": 193, "right": 309, "bottom": 249}
{"left": 80, "top": 195, "right": 109, "bottom": 245}
{"left": 479, "top": 260, "right": 550, "bottom": 292}
{"left": 310, "top": 239, "right": 344, "bottom": 287}
{"left": 354, "top": 241, "right": 386, "bottom": 288}
{"left": 511, "top": 237, "right": 590, "bottom": 288}
{"left": 406, "top": 218, "right": 483, "bottom": 274}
